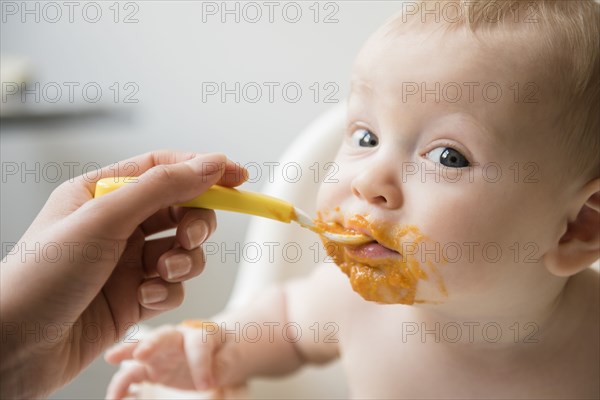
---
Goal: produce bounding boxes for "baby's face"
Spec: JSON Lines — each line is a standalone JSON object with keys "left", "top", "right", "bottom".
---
{"left": 317, "top": 27, "right": 570, "bottom": 307}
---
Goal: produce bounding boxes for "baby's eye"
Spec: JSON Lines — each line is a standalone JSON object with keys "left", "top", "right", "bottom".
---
{"left": 426, "top": 147, "right": 470, "bottom": 168}
{"left": 351, "top": 129, "right": 379, "bottom": 147}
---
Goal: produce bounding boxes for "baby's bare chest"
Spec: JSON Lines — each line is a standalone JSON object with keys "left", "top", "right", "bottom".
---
{"left": 338, "top": 317, "right": 598, "bottom": 399}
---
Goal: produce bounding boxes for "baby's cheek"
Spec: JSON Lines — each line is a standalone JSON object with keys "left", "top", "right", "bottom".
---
{"left": 315, "top": 186, "right": 332, "bottom": 211}
{"left": 316, "top": 158, "right": 359, "bottom": 213}
{"left": 414, "top": 214, "right": 527, "bottom": 299}
{"left": 316, "top": 181, "right": 347, "bottom": 214}
{"left": 415, "top": 196, "right": 498, "bottom": 250}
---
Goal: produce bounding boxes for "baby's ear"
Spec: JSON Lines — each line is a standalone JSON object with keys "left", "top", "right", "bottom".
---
{"left": 544, "top": 178, "right": 600, "bottom": 276}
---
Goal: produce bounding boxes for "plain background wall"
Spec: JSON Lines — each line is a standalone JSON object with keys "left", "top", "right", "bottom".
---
{"left": 1, "top": 1, "right": 404, "bottom": 398}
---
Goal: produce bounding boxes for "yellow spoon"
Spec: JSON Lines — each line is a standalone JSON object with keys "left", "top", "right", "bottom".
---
{"left": 94, "top": 177, "right": 372, "bottom": 245}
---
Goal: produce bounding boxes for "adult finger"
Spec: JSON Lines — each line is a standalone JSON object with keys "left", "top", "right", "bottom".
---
{"left": 175, "top": 208, "right": 216, "bottom": 250}
{"left": 153, "top": 246, "right": 206, "bottom": 283}
{"left": 138, "top": 207, "right": 216, "bottom": 240}
{"left": 81, "top": 150, "right": 246, "bottom": 195}
{"left": 138, "top": 278, "right": 184, "bottom": 316}
{"left": 77, "top": 153, "right": 230, "bottom": 240}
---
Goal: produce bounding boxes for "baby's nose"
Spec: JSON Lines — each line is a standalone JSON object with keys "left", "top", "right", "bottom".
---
{"left": 351, "top": 169, "right": 403, "bottom": 209}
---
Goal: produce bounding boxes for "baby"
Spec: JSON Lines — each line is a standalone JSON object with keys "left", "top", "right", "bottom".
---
{"left": 106, "top": 1, "right": 600, "bottom": 398}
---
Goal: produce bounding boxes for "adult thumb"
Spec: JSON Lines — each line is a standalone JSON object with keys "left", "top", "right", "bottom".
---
{"left": 80, "top": 153, "right": 230, "bottom": 239}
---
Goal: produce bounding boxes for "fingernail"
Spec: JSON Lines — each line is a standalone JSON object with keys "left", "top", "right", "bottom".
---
{"left": 165, "top": 254, "right": 192, "bottom": 280}
{"left": 187, "top": 220, "right": 209, "bottom": 248}
{"left": 140, "top": 284, "right": 168, "bottom": 304}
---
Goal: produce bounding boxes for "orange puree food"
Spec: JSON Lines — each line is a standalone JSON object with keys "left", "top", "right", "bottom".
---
{"left": 316, "top": 215, "right": 446, "bottom": 305}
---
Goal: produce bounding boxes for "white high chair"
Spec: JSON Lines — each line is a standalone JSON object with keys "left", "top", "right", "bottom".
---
{"left": 224, "top": 103, "right": 349, "bottom": 399}
{"left": 126, "top": 104, "right": 349, "bottom": 399}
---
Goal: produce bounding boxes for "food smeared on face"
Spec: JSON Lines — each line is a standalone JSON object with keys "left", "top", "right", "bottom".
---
{"left": 316, "top": 215, "right": 447, "bottom": 305}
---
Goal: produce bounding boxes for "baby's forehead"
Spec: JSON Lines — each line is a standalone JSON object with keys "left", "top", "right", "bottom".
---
{"left": 349, "top": 26, "right": 553, "bottom": 105}
{"left": 347, "top": 30, "right": 562, "bottom": 150}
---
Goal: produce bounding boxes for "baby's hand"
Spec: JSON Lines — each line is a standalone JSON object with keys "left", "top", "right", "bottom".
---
{"left": 105, "top": 322, "right": 223, "bottom": 399}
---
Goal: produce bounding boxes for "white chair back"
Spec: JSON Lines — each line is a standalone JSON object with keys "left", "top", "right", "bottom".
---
{"left": 226, "top": 104, "right": 349, "bottom": 398}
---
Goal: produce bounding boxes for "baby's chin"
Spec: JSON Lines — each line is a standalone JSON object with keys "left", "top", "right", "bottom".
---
{"left": 342, "top": 261, "right": 416, "bottom": 304}
{"left": 342, "top": 259, "right": 449, "bottom": 305}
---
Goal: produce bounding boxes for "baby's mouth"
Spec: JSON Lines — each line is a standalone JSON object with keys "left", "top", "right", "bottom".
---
{"left": 318, "top": 213, "right": 448, "bottom": 305}
{"left": 317, "top": 214, "right": 439, "bottom": 305}
{"left": 346, "top": 239, "right": 402, "bottom": 260}
{"left": 340, "top": 224, "right": 403, "bottom": 261}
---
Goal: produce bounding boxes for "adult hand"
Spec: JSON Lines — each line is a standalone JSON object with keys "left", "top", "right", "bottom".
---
{"left": 0, "top": 150, "right": 247, "bottom": 398}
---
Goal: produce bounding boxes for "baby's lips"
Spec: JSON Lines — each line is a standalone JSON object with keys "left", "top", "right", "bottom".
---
{"left": 324, "top": 211, "right": 407, "bottom": 253}
{"left": 344, "top": 218, "right": 406, "bottom": 254}
{"left": 347, "top": 241, "right": 402, "bottom": 260}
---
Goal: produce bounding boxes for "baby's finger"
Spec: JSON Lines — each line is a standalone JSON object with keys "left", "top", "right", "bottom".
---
{"left": 175, "top": 208, "right": 216, "bottom": 250}
{"left": 104, "top": 341, "right": 138, "bottom": 365}
{"left": 105, "top": 361, "right": 149, "bottom": 400}
{"left": 180, "top": 326, "right": 219, "bottom": 391}
{"left": 132, "top": 325, "right": 180, "bottom": 362}
{"left": 154, "top": 247, "right": 206, "bottom": 283}
{"left": 138, "top": 278, "right": 184, "bottom": 315}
